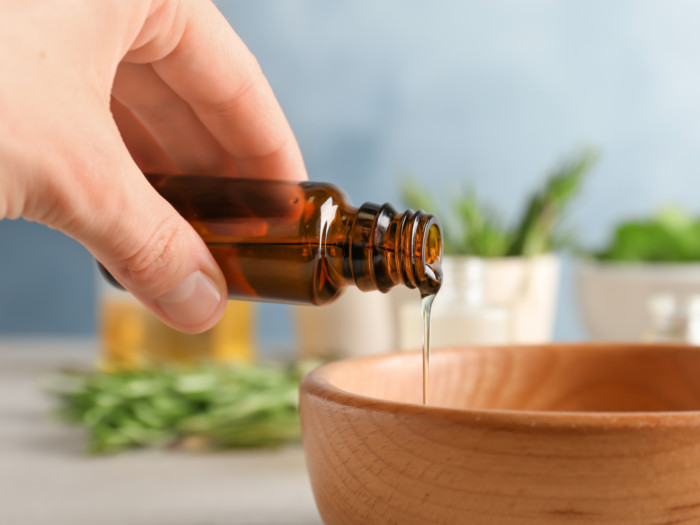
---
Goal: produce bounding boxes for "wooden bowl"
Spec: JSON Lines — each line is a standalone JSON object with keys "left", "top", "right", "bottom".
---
{"left": 300, "top": 344, "right": 700, "bottom": 524}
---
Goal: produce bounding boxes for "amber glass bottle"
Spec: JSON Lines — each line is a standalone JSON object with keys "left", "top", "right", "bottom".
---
{"left": 105, "top": 174, "right": 443, "bottom": 305}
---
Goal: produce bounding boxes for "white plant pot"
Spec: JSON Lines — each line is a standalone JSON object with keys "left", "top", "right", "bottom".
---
{"left": 295, "top": 254, "right": 561, "bottom": 359}
{"left": 395, "top": 257, "right": 511, "bottom": 350}
{"left": 479, "top": 254, "right": 560, "bottom": 343}
{"left": 393, "top": 254, "right": 560, "bottom": 347}
{"left": 576, "top": 259, "right": 700, "bottom": 341}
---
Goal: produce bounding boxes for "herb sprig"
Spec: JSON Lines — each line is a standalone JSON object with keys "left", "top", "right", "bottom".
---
{"left": 45, "top": 363, "right": 312, "bottom": 454}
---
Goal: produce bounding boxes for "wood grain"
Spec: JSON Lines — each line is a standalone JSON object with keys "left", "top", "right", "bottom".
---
{"left": 300, "top": 344, "right": 700, "bottom": 524}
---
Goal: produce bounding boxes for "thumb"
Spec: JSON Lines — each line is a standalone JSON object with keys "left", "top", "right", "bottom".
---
{"left": 47, "top": 124, "right": 228, "bottom": 334}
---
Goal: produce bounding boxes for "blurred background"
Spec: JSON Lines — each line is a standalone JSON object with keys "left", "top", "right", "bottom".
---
{"left": 4, "top": 0, "right": 700, "bottom": 347}
{"left": 8, "top": 2, "right": 700, "bottom": 523}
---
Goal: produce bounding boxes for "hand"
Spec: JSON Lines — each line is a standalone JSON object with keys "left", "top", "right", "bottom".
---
{"left": 0, "top": 0, "right": 307, "bottom": 333}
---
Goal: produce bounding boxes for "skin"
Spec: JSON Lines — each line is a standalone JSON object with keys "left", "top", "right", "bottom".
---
{"left": 0, "top": 0, "right": 307, "bottom": 333}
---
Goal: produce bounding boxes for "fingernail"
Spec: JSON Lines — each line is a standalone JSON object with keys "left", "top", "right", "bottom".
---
{"left": 156, "top": 271, "right": 222, "bottom": 327}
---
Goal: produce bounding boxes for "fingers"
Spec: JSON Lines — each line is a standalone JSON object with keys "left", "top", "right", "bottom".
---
{"left": 125, "top": 0, "right": 307, "bottom": 182}
{"left": 41, "top": 109, "right": 228, "bottom": 333}
{"left": 112, "top": 62, "right": 237, "bottom": 176}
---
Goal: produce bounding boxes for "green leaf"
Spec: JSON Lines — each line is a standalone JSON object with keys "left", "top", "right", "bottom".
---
{"left": 453, "top": 188, "right": 512, "bottom": 256}
{"left": 597, "top": 206, "right": 700, "bottom": 262}
{"left": 507, "top": 149, "right": 596, "bottom": 256}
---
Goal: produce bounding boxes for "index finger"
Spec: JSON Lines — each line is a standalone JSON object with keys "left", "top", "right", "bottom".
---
{"left": 127, "top": 1, "right": 306, "bottom": 182}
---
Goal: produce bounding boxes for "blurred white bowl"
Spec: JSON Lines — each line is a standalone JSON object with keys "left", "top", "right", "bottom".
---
{"left": 294, "top": 287, "right": 396, "bottom": 360}
{"left": 576, "top": 259, "right": 700, "bottom": 341}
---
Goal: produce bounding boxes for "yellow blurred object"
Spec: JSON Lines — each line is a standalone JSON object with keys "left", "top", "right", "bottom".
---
{"left": 99, "top": 297, "right": 255, "bottom": 371}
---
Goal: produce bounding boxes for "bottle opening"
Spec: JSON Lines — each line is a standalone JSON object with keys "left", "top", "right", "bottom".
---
{"left": 350, "top": 202, "right": 444, "bottom": 296}
{"left": 413, "top": 214, "right": 443, "bottom": 297}
{"left": 425, "top": 224, "right": 442, "bottom": 266}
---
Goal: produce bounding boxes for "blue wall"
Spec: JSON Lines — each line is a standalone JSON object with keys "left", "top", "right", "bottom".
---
{"left": 3, "top": 0, "right": 700, "bottom": 343}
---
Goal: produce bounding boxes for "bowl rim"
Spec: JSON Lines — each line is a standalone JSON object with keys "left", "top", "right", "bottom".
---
{"left": 300, "top": 343, "right": 700, "bottom": 430}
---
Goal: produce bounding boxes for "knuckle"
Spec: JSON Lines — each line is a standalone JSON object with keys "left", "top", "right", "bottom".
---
{"left": 120, "top": 216, "right": 188, "bottom": 292}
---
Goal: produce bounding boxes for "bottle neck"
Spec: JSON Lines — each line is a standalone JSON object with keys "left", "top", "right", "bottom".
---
{"left": 347, "top": 202, "right": 443, "bottom": 296}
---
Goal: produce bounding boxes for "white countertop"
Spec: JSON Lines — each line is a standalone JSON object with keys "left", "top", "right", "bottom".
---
{"left": 0, "top": 338, "right": 323, "bottom": 525}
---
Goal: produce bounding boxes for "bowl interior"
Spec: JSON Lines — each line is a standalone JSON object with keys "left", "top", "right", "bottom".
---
{"left": 319, "top": 344, "right": 700, "bottom": 413}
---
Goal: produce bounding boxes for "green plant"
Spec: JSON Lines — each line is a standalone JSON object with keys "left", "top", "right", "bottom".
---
{"left": 401, "top": 149, "right": 596, "bottom": 257}
{"left": 596, "top": 206, "right": 700, "bottom": 262}
{"left": 44, "top": 362, "right": 314, "bottom": 454}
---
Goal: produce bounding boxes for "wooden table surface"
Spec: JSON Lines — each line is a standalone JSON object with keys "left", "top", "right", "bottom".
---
{"left": 0, "top": 338, "right": 323, "bottom": 525}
